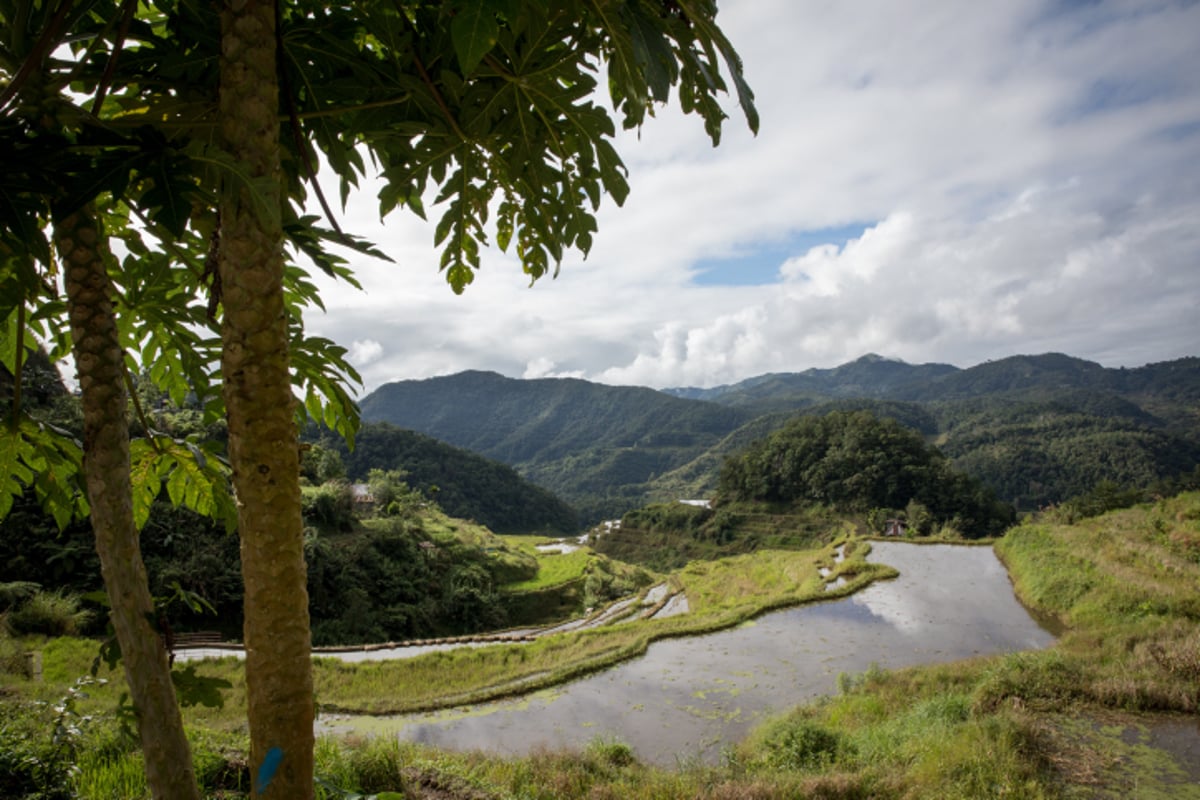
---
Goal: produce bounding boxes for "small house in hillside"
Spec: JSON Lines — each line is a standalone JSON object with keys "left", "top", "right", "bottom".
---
{"left": 349, "top": 483, "right": 376, "bottom": 512}
{"left": 883, "top": 519, "right": 907, "bottom": 537}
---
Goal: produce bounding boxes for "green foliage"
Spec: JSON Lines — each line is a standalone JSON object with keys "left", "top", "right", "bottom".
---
{"left": 718, "top": 410, "right": 1014, "bottom": 537}
{"left": 0, "top": 416, "right": 88, "bottom": 531}
{"left": 302, "top": 481, "right": 357, "bottom": 533}
{"left": 621, "top": 501, "right": 713, "bottom": 535}
{"left": 935, "top": 397, "right": 1200, "bottom": 510}
{"left": 1, "top": 483, "right": 547, "bottom": 646}
{"left": 0, "top": 702, "right": 76, "bottom": 799}
{"left": 332, "top": 421, "right": 579, "bottom": 534}
{"left": 0, "top": 580, "right": 41, "bottom": 609}
{"left": 441, "top": 561, "right": 504, "bottom": 630}
{"left": 301, "top": 443, "right": 347, "bottom": 485}
{"left": 759, "top": 718, "right": 854, "bottom": 771}
{"left": 364, "top": 468, "right": 423, "bottom": 517}
{"left": 129, "top": 437, "right": 237, "bottom": 533}
{"left": 305, "top": 513, "right": 526, "bottom": 644}
{"left": 600, "top": 503, "right": 843, "bottom": 571}
{"left": 0, "top": 491, "right": 102, "bottom": 597}
{"left": 5, "top": 589, "right": 92, "bottom": 637}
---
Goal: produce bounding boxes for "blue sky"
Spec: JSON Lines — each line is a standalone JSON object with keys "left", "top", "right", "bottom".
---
{"left": 692, "top": 225, "right": 873, "bottom": 287}
{"left": 309, "top": 0, "right": 1200, "bottom": 393}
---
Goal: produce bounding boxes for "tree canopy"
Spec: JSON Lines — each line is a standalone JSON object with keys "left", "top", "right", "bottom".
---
{"left": 717, "top": 410, "right": 1015, "bottom": 537}
{"left": 2, "top": 1, "right": 757, "bottom": 797}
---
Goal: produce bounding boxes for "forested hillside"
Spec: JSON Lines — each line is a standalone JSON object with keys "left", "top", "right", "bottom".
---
{"left": 359, "top": 370, "right": 753, "bottom": 519}
{"left": 359, "top": 354, "right": 1200, "bottom": 519}
{"left": 317, "top": 422, "right": 579, "bottom": 534}
{"left": 596, "top": 411, "right": 1013, "bottom": 570}
{"left": 670, "top": 352, "right": 1200, "bottom": 425}
{"left": 665, "top": 353, "right": 960, "bottom": 411}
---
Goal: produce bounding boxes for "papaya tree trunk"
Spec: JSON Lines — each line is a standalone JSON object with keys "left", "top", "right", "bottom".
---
{"left": 57, "top": 206, "right": 201, "bottom": 800}
{"left": 218, "top": 1, "right": 315, "bottom": 797}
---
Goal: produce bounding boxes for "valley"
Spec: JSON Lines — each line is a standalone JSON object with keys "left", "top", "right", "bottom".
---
{"left": 2, "top": 352, "right": 1198, "bottom": 798}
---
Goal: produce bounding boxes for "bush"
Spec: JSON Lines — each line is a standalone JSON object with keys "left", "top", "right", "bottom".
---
{"left": 6, "top": 590, "right": 92, "bottom": 637}
{"left": 302, "top": 481, "right": 356, "bottom": 532}
{"left": 763, "top": 719, "right": 854, "bottom": 771}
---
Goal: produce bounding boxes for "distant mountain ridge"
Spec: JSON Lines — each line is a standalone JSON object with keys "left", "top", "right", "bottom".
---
{"left": 666, "top": 352, "right": 1200, "bottom": 409}
{"left": 664, "top": 353, "right": 959, "bottom": 405}
{"left": 358, "top": 353, "right": 1200, "bottom": 522}
{"left": 359, "top": 369, "right": 750, "bottom": 464}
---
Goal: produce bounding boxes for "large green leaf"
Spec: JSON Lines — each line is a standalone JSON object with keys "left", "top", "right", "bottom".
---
{"left": 0, "top": 417, "right": 86, "bottom": 528}
{"left": 452, "top": 2, "right": 500, "bottom": 75}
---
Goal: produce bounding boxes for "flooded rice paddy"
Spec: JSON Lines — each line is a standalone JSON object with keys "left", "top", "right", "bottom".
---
{"left": 321, "top": 542, "right": 1059, "bottom": 764}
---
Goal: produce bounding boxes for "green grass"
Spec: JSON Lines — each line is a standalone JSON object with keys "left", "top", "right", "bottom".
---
{"left": 503, "top": 548, "right": 594, "bottom": 592}
{"left": 6, "top": 493, "right": 1200, "bottom": 798}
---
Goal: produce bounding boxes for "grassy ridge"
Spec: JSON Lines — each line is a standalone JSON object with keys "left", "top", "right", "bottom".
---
{"left": 312, "top": 542, "right": 889, "bottom": 716}
{"left": 11, "top": 538, "right": 881, "bottom": 726}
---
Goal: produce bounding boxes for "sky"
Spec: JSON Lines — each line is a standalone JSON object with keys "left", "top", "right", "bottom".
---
{"left": 305, "top": 0, "right": 1200, "bottom": 396}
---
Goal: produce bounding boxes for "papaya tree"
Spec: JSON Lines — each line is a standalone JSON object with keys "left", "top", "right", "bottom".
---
{"left": 2, "top": 1, "right": 757, "bottom": 797}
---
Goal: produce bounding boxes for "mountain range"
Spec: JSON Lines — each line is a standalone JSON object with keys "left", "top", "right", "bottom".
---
{"left": 358, "top": 353, "right": 1200, "bottom": 522}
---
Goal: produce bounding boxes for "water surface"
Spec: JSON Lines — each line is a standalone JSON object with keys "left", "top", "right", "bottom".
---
{"left": 323, "top": 542, "right": 1056, "bottom": 764}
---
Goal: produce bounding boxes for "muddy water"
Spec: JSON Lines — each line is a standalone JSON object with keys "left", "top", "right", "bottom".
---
{"left": 322, "top": 542, "right": 1057, "bottom": 765}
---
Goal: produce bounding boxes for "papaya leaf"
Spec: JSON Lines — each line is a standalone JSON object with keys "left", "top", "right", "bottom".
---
{"left": 452, "top": 3, "right": 500, "bottom": 75}
{"left": 0, "top": 418, "right": 87, "bottom": 528}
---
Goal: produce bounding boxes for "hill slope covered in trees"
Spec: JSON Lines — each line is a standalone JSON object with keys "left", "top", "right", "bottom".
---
{"left": 320, "top": 422, "right": 579, "bottom": 534}
{"left": 359, "top": 354, "right": 1200, "bottom": 519}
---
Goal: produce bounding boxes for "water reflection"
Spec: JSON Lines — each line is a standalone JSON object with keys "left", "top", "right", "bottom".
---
{"left": 323, "top": 542, "right": 1057, "bottom": 765}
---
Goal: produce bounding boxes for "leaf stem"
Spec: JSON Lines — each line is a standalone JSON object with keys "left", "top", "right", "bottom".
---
{"left": 90, "top": 0, "right": 139, "bottom": 116}
{"left": 11, "top": 301, "right": 25, "bottom": 433}
{"left": 122, "top": 364, "right": 162, "bottom": 455}
{"left": 0, "top": 0, "right": 77, "bottom": 114}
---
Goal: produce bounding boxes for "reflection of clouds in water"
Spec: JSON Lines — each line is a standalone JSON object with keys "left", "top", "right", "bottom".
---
{"left": 851, "top": 589, "right": 925, "bottom": 633}
{"left": 859, "top": 543, "right": 1055, "bottom": 645}
{"left": 341, "top": 542, "right": 1056, "bottom": 764}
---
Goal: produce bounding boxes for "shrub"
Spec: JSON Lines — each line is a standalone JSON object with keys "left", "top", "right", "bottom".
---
{"left": 302, "top": 481, "right": 356, "bottom": 532}
{"left": 6, "top": 590, "right": 92, "bottom": 637}
{"left": 0, "top": 631, "right": 29, "bottom": 675}
{"left": 763, "top": 720, "right": 854, "bottom": 771}
{"left": 585, "top": 736, "right": 636, "bottom": 769}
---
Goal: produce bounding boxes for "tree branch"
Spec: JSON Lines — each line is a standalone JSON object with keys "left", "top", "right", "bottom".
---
{"left": 0, "top": 0, "right": 77, "bottom": 114}
{"left": 90, "top": 0, "right": 140, "bottom": 116}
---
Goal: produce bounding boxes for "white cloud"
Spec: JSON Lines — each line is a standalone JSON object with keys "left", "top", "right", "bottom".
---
{"left": 523, "top": 358, "right": 585, "bottom": 381}
{"left": 304, "top": 0, "right": 1200, "bottom": 394}
{"left": 348, "top": 339, "right": 384, "bottom": 367}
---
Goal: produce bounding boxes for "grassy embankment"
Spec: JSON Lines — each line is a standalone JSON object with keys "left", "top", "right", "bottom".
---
{"left": 5, "top": 495, "right": 1199, "bottom": 798}
{"left": 301, "top": 493, "right": 1200, "bottom": 799}
{"left": 7, "top": 529, "right": 880, "bottom": 722}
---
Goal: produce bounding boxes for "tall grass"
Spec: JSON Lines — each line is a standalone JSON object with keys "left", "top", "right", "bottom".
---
{"left": 5, "top": 589, "right": 93, "bottom": 637}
